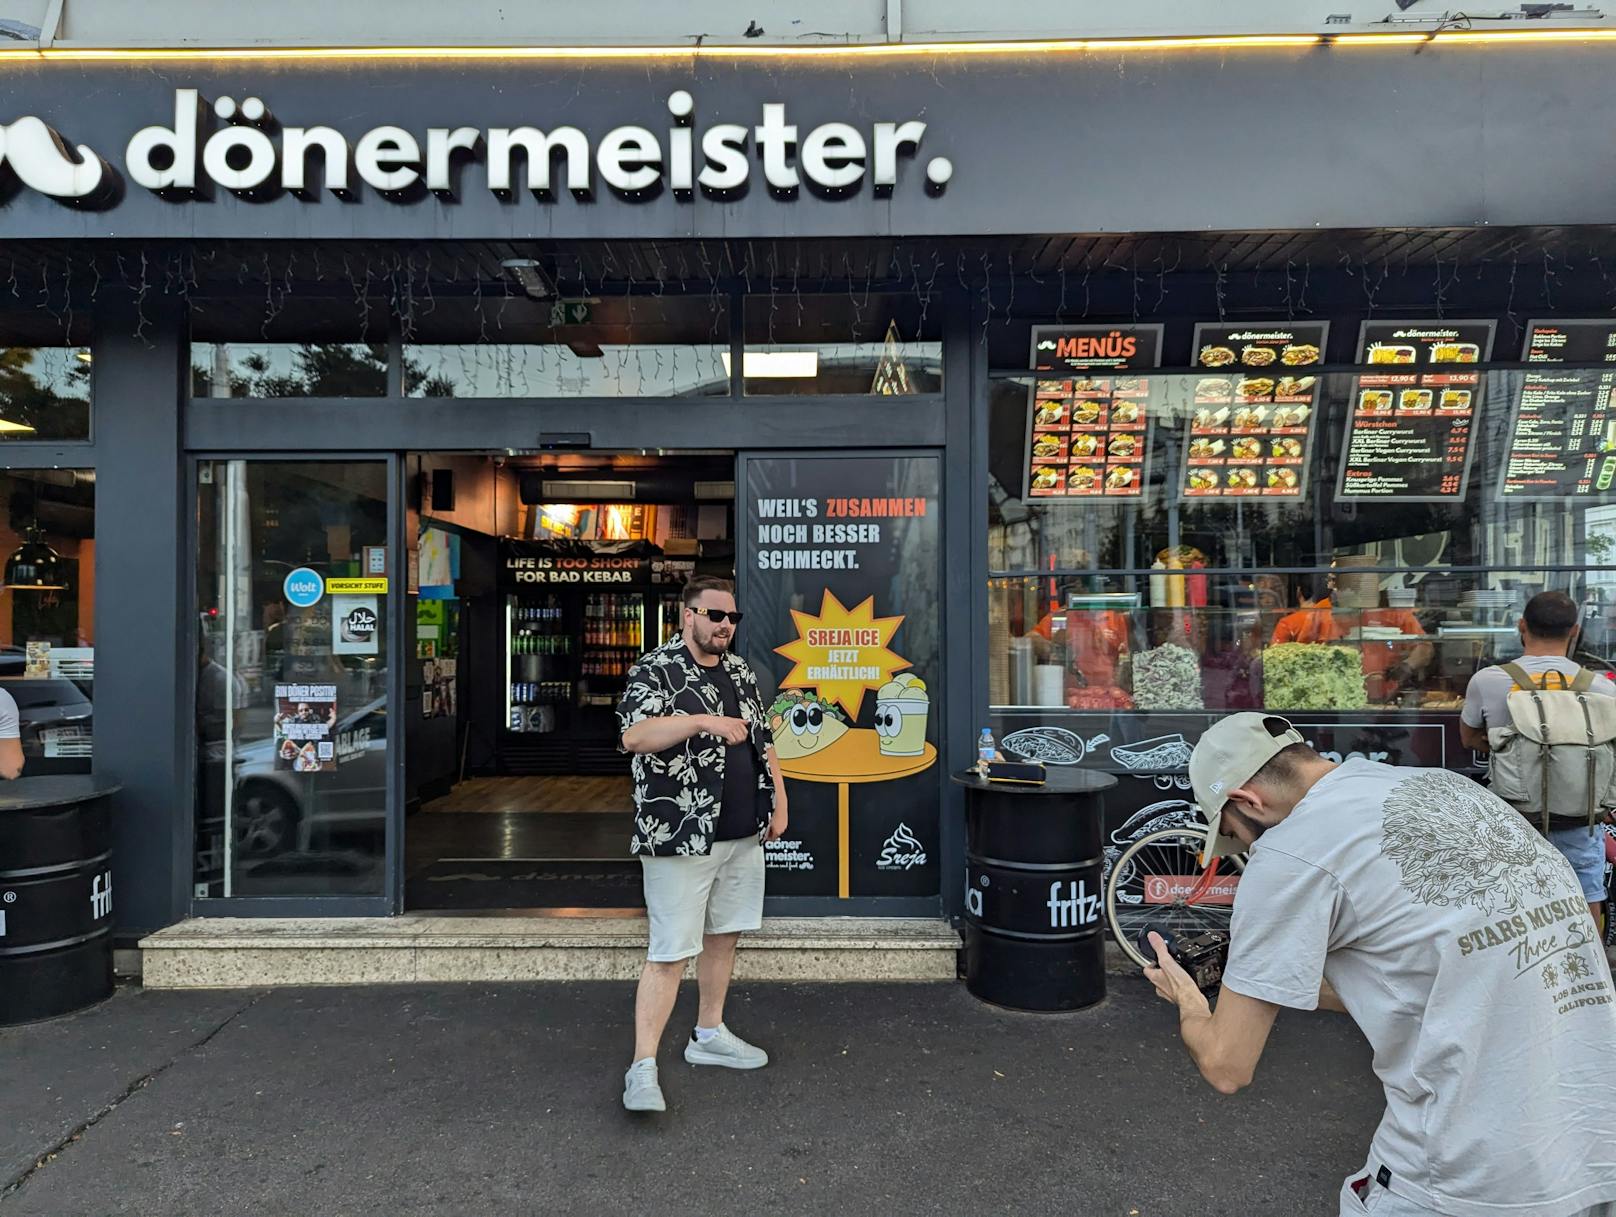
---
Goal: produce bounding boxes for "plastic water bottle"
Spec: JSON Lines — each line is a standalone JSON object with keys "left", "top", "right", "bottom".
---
{"left": 977, "top": 727, "right": 996, "bottom": 775}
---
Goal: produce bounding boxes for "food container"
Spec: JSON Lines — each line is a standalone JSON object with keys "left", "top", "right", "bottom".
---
{"left": 1034, "top": 665, "right": 1066, "bottom": 707}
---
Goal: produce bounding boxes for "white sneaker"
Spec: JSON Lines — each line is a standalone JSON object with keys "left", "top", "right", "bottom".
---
{"left": 683, "top": 1025, "right": 769, "bottom": 1070}
{"left": 623, "top": 1059, "right": 666, "bottom": 1111}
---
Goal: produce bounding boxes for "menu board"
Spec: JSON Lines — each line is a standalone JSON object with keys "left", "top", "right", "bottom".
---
{"left": 1025, "top": 325, "right": 1162, "bottom": 500}
{"left": 1180, "top": 322, "right": 1327, "bottom": 501}
{"left": 1500, "top": 319, "right": 1616, "bottom": 500}
{"left": 1337, "top": 320, "right": 1493, "bottom": 501}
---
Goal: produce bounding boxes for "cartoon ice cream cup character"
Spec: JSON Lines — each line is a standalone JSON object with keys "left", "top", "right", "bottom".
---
{"left": 875, "top": 673, "right": 930, "bottom": 757}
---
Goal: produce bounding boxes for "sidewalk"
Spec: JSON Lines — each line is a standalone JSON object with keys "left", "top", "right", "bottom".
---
{"left": 1, "top": 977, "right": 1380, "bottom": 1216}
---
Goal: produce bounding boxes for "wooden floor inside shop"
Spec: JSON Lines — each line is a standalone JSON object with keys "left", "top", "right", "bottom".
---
{"left": 407, "top": 775, "right": 639, "bottom": 909}
{"left": 422, "top": 775, "right": 633, "bottom": 814}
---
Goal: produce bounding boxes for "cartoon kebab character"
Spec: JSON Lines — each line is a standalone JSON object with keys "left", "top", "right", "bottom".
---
{"left": 768, "top": 689, "right": 850, "bottom": 760}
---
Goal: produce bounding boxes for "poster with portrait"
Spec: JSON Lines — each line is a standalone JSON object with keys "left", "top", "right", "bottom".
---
{"left": 272, "top": 683, "right": 338, "bottom": 773}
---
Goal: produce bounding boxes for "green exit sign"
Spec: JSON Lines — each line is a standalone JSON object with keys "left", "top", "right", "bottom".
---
{"left": 549, "top": 301, "right": 592, "bottom": 325}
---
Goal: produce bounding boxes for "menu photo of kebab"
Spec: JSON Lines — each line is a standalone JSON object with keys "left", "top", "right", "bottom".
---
{"left": 1281, "top": 343, "right": 1321, "bottom": 366}
{"left": 1230, "top": 404, "right": 1269, "bottom": 433}
{"left": 1030, "top": 432, "right": 1068, "bottom": 463}
{"left": 1198, "top": 345, "right": 1237, "bottom": 367}
{"left": 1069, "top": 431, "right": 1101, "bottom": 460}
{"left": 1111, "top": 376, "right": 1149, "bottom": 397}
{"left": 1187, "top": 436, "right": 1227, "bottom": 464}
{"left": 1070, "top": 377, "right": 1107, "bottom": 395}
{"left": 1269, "top": 402, "right": 1311, "bottom": 432}
{"left": 1104, "top": 465, "right": 1140, "bottom": 493}
{"left": 1109, "top": 399, "right": 1145, "bottom": 429}
{"left": 1239, "top": 345, "right": 1278, "bottom": 367}
{"left": 1230, "top": 436, "right": 1265, "bottom": 462}
{"left": 1107, "top": 433, "right": 1140, "bottom": 462}
{"left": 1264, "top": 466, "right": 1301, "bottom": 494}
{"left": 1269, "top": 436, "right": 1305, "bottom": 463}
{"left": 1236, "top": 377, "right": 1276, "bottom": 403}
{"left": 1033, "top": 398, "right": 1069, "bottom": 430}
{"left": 1357, "top": 389, "right": 1395, "bottom": 416}
{"left": 1398, "top": 388, "right": 1435, "bottom": 414}
{"left": 1194, "top": 377, "right": 1233, "bottom": 403}
{"left": 1066, "top": 464, "right": 1101, "bottom": 494}
{"left": 1029, "top": 465, "right": 1063, "bottom": 495}
{"left": 1224, "top": 466, "right": 1260, "bottom": 495}
{"left": 1185, "top": 467, "right": 1221, "bottom": 495}
{"left": 1437, "top": 388, "right": 1473, "bottom": 414}
{"left": 1071, "top": 399, "right": 1108, "bottom": 430}
{"left": 1273, "top": 375, "right": 1316, "bottom": 403}
{"left": 1192, "top": 404, "right": 1232, "bottom": 433}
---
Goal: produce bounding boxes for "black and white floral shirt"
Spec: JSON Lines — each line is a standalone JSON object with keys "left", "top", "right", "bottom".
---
{"left": 615, "top": 635, "right": 776, "bottom": 857}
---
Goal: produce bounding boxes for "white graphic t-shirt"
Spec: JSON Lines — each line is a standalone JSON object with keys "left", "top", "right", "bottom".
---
{"left": 1222, "top": 758, "right": 1616, "bottom": 1216}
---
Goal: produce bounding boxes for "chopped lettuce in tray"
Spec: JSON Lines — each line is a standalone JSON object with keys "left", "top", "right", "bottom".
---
{"left": 1261, "top": 643, "right": 1367, "bottom": 711}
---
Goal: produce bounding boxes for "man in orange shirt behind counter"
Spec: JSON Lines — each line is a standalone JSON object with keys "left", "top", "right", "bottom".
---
{"left": 1270, "top": 573, "right": 1433, "bottom": 699}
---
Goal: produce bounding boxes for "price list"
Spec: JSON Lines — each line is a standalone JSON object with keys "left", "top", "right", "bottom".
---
{"left": 1500, "top": 320, "right": 1616, "bottom": 500}
{"left": 1024, "top": 324, "right": 1163, "bottom": 500}
{"left": 1336, "top": 319, "right": 1494, "bottom": 501}
{"left": 1179, "top": 321, "right": 1326, "bottom": 501}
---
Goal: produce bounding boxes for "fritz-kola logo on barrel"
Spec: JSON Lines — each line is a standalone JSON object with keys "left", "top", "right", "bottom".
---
{"left": 0, "top": 88, "right": 953, "bottom": 208}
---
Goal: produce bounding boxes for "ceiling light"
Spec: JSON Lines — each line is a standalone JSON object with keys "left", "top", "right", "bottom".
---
{"left": 500, "top": 258, "right": 556, "bottom": 301}
{"left": 0, "top": 419, "right": 37, "bottom": 434}
{"left": 5, "top": 526, "right": 65, "bottom": 590}
{"left": 721, "top": 351, "right": 820, "bottom": 379}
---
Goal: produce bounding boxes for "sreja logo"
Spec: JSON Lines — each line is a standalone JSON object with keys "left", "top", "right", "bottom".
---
{"left": 0, "top": 116, "right": 108, "bottom": 200}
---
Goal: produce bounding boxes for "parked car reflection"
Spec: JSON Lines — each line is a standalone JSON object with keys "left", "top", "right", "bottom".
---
{"left": 0, "top": 647, "right": 93, "bottom": 770}
{"left": 195, "top": 698, "right": 387, "bottom": 891}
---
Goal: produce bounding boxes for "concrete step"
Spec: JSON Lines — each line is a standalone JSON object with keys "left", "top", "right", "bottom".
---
{"left": 138, "top": 915, "right": 962, "bottom": 988}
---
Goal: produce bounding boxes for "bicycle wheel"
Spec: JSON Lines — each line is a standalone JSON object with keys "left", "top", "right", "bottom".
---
{"left": 1106, "top": 826, "right": 1245, "bottom": 968}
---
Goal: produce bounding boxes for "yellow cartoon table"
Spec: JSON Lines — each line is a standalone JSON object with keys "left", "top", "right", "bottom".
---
{"left": 777, "top": 728, "right": 938, "bottom": 898}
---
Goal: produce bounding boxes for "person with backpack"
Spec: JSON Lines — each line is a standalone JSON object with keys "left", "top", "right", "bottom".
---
{"left": 1460, "top": 590, "right": 1616, "bottom": 927}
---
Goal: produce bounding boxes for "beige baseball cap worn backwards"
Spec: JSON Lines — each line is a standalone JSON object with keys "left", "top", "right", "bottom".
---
{"left": 1188, "top": 713, "right": 1305, "bottom": 859}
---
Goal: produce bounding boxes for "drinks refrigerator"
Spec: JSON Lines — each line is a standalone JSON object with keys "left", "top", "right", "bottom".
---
{"left": 506, "top": 589, "right": 667, "bottom": 733}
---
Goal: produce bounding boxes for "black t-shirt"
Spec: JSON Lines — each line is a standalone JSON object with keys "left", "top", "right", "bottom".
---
{"left": 701, "top": 662, "right": 769, "bottom": 841}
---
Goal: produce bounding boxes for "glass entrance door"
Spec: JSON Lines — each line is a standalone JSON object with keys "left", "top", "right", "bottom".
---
{"left": 193, "top": 459, "right": 394, "bottom": 903}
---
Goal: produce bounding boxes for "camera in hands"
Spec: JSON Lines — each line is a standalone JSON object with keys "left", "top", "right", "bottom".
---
{"left": 1138, "top": 922, "right": 1231, "bottom": 993}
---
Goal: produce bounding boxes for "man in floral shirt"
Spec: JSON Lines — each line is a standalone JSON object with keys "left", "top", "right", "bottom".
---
{"left": 616, "top": 575, "right": 788, "bottom": 1113}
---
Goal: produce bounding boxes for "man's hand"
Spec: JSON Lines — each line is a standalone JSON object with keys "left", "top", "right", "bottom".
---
{"left": 1144, "top": 931, "right": 1211, "bottom": 1017}
{"left": 701, "top": 715, "right": 750, "bottom": 745}
{"left": 1144, "top": 931, "right": 1281, "bottom": 1096}
{"left": 767, "top": 799, "right": 789, "bottom": 842}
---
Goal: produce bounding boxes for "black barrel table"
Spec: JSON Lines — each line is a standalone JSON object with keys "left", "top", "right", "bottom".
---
{"left": 0, "top": 775, "right": 122, "bottom": 1025}
{"left": 954, "top": 767, "right": 1118, "bottom": 1012}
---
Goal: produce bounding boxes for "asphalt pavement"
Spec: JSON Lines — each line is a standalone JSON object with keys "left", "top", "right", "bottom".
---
{"left": 0, "top": 977, "right": 1380, "bottom": 1216}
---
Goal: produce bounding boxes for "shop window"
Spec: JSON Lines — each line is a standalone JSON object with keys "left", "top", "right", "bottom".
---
{"left": 741, "top": 294, "right": 942, "bottom": 396}
{"left": 403, "top": 295, "right": 729, "bottom": 398}
{"left": 0, "top": 470, "right": 95, "bottom": 773}
{"left": 988, "top": 360, "right": 1616, "bottom": 716}
{"left": 191, "top": 342, "right": 389, "bottom": 398}
{"left": 0, "top": 346, "right": 91, "bottom": 440}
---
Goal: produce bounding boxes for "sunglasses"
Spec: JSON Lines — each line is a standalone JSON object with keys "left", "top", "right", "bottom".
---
{"left": 689, "top": 606, "right": 744, "bottom": 625}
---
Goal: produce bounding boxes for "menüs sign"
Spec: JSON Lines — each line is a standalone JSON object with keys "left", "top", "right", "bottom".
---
{"left": 1, "top": 88, "right": 953, "bottom": 205}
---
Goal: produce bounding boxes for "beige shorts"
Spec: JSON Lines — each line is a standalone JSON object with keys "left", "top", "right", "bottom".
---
{"left": 640, "top": 836, "right": 765, "bottom": 962}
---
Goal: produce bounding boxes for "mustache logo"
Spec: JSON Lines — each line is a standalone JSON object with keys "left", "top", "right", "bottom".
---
{"left": 0, "top": 116, "right": 107, "bottom": 199}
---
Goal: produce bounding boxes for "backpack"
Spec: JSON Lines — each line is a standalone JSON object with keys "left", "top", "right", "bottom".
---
{"left": 1486, "top": 662, "right": 1616, "bottom": 834}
